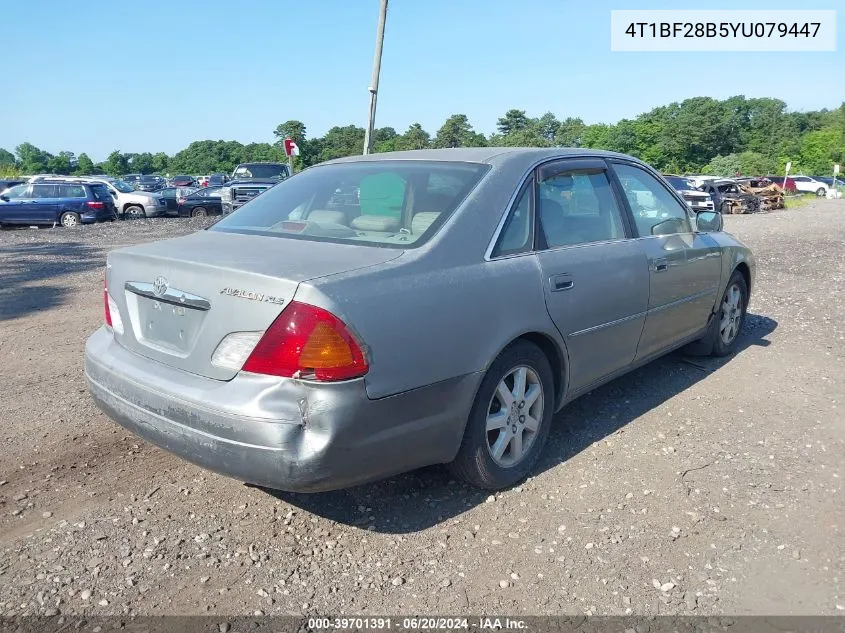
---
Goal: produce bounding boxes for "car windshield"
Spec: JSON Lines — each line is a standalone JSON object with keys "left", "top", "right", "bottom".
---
{"left": 212, "top": 161, "right": 490, "bottom": 248}
{"left": 233, "top": 164, "right": 287, "bottom": 179}
{"left": 665, "top": 176, "right": 696, "bottom": 191}
{"left": 111, "top": 180, "right": 134, "bottom": 193}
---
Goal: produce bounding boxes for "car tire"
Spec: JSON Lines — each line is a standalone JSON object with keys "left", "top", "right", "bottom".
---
{"left": 60, "top": 212, "right": 81, "bottom": 228}
{"left": 816, "top": 187, "right": 826, "bottom": 197}
{"left": 191, "top": 207, "right": 207, "bottom": 218}
{"left": 710, "top": 270, "right": 748, "bottom": 357}
{"left": 448, "top": 340, "right": 554, "bottom": 490}
{"left": 688, "top": 270, "right": 748, "bottom": 357}
{"left": 124, "top": 205, "right": 146, "bottom": 219}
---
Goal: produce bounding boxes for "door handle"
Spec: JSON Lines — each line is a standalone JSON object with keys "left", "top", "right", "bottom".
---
{"left": 653, "top": 258, "right": 668, "bottom": 272}
{"left": 550, "top": 274, "right": 574, "bottom": 292}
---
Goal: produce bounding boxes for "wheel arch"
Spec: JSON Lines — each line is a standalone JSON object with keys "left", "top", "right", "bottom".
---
{"left": 734, "top": 261, "right": 751, "bottom": 298}
{"left": 484, "top": 331, "right": 569, "bottom": 412}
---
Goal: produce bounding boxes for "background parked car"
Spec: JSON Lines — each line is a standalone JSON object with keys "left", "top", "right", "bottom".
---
{"left": 178, "top": 186, "right": 223, "bottom": 217}
{"left": 207, "top": 173, "right": 228, "bottom": 186}
{"left": 790, "top": 175, "right": 829, "bottom": 196}
{"left": 0, "top": 178, "right": 26, "bottom": 193}
{"left": 764, "top": 175, "right": 797, "bottom": 193}
{"left": 31, "top": 175, "right": 168, "bottom": 219}
{"left": 123, "top": 174, "right": 143, "bottom": 188}
{"left": 0, "top": 180, "right": 117, "bottom": 228}
{"left": 170, "top": 175, "right": 197, "bottom": 188}
{"left": 663, "top": 175, "right": 714, "bottom": 211}
{"left": 135, "top": 175, "right": 165, "bottom": 192}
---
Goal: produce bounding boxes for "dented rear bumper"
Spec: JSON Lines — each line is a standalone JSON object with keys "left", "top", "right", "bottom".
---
{"left": 84, "top": 327, "right": 480, "bottom": 492}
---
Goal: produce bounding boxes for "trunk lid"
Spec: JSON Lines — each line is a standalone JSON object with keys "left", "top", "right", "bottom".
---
{"left": 107, "top": 230, "right": 402, "bottom": 380}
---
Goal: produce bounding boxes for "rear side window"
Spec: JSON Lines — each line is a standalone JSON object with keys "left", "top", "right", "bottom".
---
{"left": 492, "top": 181, "right": 533, "bottom": 257}
{"left": 31, "top": 185, "right": 57, "bottom": 198}
{"left": 58, "top": 184, "right": 87, "bottom": 198}
{"left": 90, "top": 184, "right": 112, "bottom": 201}
{"left": 212, "top": 161, "right": 489, "bottom": 248}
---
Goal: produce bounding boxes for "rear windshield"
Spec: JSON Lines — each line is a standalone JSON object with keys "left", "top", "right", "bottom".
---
{"left": 233, "top": 164, "right": 288, "bottom": 179}
{"left": 212, "top": 161, "right": 490, "bottom": 248}
{"left": 90, "top": 184, "right": 112, "bottom": 201}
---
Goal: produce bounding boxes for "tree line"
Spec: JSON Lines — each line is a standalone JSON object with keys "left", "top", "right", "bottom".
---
{"left": 2, "top": 96, "right": 843, "bottom": 179}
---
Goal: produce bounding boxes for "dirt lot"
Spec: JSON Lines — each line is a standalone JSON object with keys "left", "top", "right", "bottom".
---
{"left": 0, "top": 201, "right": 842, "bottom": 618}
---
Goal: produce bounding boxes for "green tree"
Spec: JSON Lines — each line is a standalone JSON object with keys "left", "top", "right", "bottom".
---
{"left": 103, "top": 151, "right": 129, "bottom": 176}
{"left": 395, "top": 123, "right": 431, "bottom": 150}
{"left": 152, "top": 152, "right": 170, "bottom": 174}
{"left": 433, "top": 114, "right": 486, "bottom": 148}
{"left": 703, "top": 154, "right": 742, "bottom": 177}
{"left": 15, "top": 143, "right": 52, "bottom": 174}
{"left": 555, "top": 117, "right": 587, "bottom": 147}
{"left": 273, "top": 120, "right": 310, "bottom": 169}
{"left": 0, "top": 148, "right": 15, "bottom": 166}
{"left": 496, "top": 109, "right": 530, "bottom": 135}
{"left": 47, "top": 151, "right": 75, "bottom": 175}
{"left": 75, "top": 153, "right": 95, "bottom": 175}
{"left": 798, "top": 128, "right": 844, "bottom": 175}
{"left": 316, "top": 125, "right": 366, "bottom": 162}
{"left": 130, "top": 152, "right": 155, "bottom": 174}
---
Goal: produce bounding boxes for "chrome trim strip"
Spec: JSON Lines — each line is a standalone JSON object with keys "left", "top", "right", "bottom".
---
{"left": 124, "top": 281, "right": 211, "bottom": 311}
{"left": 569, "top": 311, "right": 646, "bottom": 338}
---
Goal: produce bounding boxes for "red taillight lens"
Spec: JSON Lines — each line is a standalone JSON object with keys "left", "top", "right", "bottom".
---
{"left": 104, "top": 279, "right": 112, "bottom": 327}
{"left": 86, "top": 201, "right": 105, "bottom": 209}
{"left": 242, "top": 301, "right": 368, "bottom": 381}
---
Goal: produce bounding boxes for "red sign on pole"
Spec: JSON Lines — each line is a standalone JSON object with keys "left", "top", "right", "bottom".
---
{"left": 283, "top": 138, "right": 300, "bottom": 157}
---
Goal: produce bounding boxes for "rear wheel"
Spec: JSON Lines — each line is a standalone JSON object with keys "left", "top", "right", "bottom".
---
{"left": 448, "top": 340, "right": 554, "bottom": 490}
{"left": 191, "top": 207, "right": 207, "bottom": 218}
{"left": 124, "top": 205, "right": 146, "bottom": 219}
{"left": 60, "top": 212, "right": 81, "bottom": 228}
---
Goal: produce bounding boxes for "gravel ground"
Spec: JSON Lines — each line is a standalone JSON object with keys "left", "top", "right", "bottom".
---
{"left": 0, "top": 202, "right": 842, "bottom": 617}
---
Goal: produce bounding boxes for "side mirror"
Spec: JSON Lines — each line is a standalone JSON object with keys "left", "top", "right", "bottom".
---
{"left": 696, "top": 210, "right": 723, "bottom": 232}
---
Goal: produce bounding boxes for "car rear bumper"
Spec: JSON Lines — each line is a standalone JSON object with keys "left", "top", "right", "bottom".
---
{"left": 84, "top": 327, "right": 480, "bottom": 492}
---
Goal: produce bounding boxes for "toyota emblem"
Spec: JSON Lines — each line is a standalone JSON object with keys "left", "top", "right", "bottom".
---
{"left": 152, "top": 276, "right": 169, "bottom": 297}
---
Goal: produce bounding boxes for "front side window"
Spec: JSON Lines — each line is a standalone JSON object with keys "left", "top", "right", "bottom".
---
{"left": 90, "top": 184, "right": 112, "bottom": 201}
{"left": 212, "top": 161, "right": 489, "bottom": 248}
{"left": 2, "top": 184, "right": 29, "bottom": 199}
{"left": 536, "top": 167, "right": 625, "bottom": 248}
{"left": 613, "top": 162, "right": 692, "bottom": 237}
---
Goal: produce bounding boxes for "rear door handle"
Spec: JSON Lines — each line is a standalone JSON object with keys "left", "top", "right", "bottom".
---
{"left": 653, "top": 258, "right": 668, "bottom": 272}
{"left": 550, "top": 274, "right": 574, "bottom": 292}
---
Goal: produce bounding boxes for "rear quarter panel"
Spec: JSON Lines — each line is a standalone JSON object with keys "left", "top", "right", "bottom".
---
{"left": 295, "top": 254, "right": 565, "bottom": 400}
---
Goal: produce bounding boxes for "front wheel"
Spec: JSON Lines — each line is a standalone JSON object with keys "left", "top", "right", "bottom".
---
{"left": 60, "top": 212, "right": 81, "bottom": 228}
{"left": 123, "top": 205, "right": 146, "bottom": 219}
{"left": 448, "top": 340, "right": 554, "bottom": 490}
{"left": 816, "top": 188, "right": 826, "bottom": 197}
{"left": 711, "top": 271, "right": 748, "bottom": 356}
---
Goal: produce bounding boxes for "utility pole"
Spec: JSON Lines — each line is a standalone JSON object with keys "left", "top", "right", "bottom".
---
{"left": 363, "top": 0, "right": 388, "bottom": 155}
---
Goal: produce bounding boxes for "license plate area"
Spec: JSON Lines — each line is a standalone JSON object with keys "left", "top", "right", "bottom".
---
{"left": 123, "top": 283, "right": 210, "bottom": 356}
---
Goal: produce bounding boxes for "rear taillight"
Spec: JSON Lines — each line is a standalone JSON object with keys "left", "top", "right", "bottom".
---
{"left": 103, "top": 280, "right": 112, "bottom": 327}
{"left": 103, "top": 277, "right": 124, "bottom": 335}
{"left": 242, "top": 301, "right": 368, "bottom": 381}
{"left": 86, "top": 201, "right": 105, "bottom": 209}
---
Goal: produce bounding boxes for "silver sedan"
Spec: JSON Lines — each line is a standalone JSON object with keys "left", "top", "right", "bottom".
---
{"left": 84, "top": 148, "right": 755, "bottom": 492}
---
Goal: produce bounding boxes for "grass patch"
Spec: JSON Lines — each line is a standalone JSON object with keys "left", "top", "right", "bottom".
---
{"left": 784, "top": 194, "right": 818, "bottom": 209}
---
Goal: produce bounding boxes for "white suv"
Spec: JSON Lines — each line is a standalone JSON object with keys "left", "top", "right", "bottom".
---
{"left": 791, "top": 176, "right": 829, "bottom": 197}
{"left": 29, "top": 175, "right": 168, "bottom": 218}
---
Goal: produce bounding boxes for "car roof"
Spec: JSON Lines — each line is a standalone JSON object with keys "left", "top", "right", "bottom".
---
{"left": 333, "top": 146, "right": 636, "bottom": 163}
